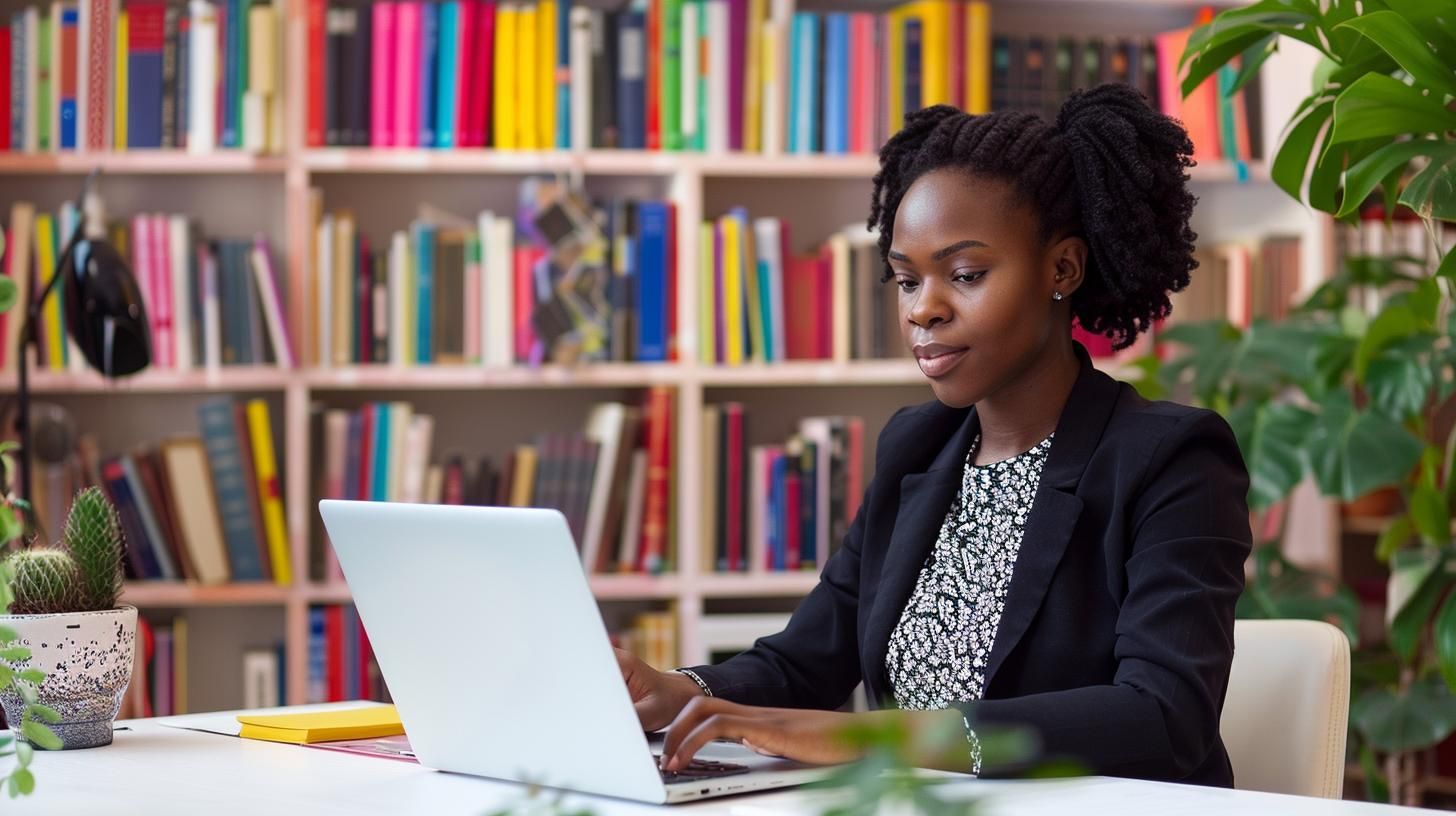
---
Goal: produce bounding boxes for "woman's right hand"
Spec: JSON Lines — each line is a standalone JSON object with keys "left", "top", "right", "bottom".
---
{"left": 615, "top": 648, "right": 706, "bottom": 732}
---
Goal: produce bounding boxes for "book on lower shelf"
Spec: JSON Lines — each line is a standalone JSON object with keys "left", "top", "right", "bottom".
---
{"left": 307, "top": 603, "right": 388, "bottom": 705}
{"left": 2, "top": 0, "right": 283, "bottom": 153}
{"left": 311, "top": 385, "right": 677, "bottom": 580}
{"left": 310, "top": 178, "right": 676, "bottom": 368}
{"left": 701, "top": 403, "right": 863, "bottom": 574}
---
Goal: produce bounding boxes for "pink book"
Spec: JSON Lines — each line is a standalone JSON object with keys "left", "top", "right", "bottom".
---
{"left": 848, "top": 13, "right": 873, "bottom": 154}
{"left": 394, "top": 1, "right": 422, "bottom": 148}
{"left": 85, "top": 0, "right": 112, "bottom": 150}
{"left": 455, "top": 0, "right": 476, "bottom": 146}
{"left": 371, "top": 2, "right": 396, "bottom": 147}
{"left": 152, "top": 215, "right": 174, "bottom": 370}
{"left": 472, "top": 1, "right": 495, "bottom": 146}
{"left": 727, "top": 0, "right": 747, "bottom": 151}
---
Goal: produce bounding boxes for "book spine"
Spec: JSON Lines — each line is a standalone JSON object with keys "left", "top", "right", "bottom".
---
{"left": 615, "top": 10, "right": 643, "bottom": 149}
{"left": 724, "top": 402, "right": 743, "bottom": 571}
{"left": 305, "top": 0, "right": 325, "bottom": 145}
{"left": 394, "top": 0, "right": 419, "bottom": 147}
{"left": 197, "top": 398, "right": 266, "bottom": 579}
{"left": 246, "top": 398, "right": 292, "bottom": 585}
{"left": 823, "top": 13, "right": 847, "bottom": 155}
{"left": 186, "top": 0, "right": 216, "bottom": 151}
{"left": 472, "top": 0, "right": 494, "bottom": 146}
{"left": 417, "top": 0, "right": 436, "bottom": 147}
{"left": 413, "top": 222, "right": 434, "bottom": 364}
{"left": 639, "top": 386, "right": 672, "bottom": 574}
{"left": 634, "top": 201, "right": 669, "bottom": 362}
{"left": 59, "top": 7, "right": 77, "bottom": 148}
{"left": 368, "top": 1, "right": 393, "bottom": 147}
{"left": 435, "top": 0, "right": 458, "bottom": 147}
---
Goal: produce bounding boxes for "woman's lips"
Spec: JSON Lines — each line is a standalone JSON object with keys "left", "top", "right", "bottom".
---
{"left": 914, "top": 346, "right": 969, "bottom": 379}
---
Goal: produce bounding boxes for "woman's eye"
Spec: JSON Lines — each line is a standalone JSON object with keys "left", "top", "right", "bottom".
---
{"left": 954, "top": 270, "right": 986, "bottom": 284}
{"left": 895, "top": 278, "right": 918, "bottom": 292}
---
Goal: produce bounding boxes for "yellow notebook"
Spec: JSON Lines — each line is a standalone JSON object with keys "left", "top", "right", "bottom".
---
{"left": 236, "top": 706, "right": 403, "bottom": 744}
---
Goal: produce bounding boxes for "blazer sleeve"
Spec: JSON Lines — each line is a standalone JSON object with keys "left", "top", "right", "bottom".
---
{"left": 956, "top": 410, "right": 1252, "bottom": 781}
{"left": 681, "top": 411, "right": 911, "bottom": 710}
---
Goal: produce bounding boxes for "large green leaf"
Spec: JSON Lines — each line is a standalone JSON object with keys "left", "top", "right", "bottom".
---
{"left": 1439, "top": 247, "right": 1456, "bottom": 280}
{"left": 1334, "top": 11, "right": 1456, "bottom": 98}
{"left": 1183, "top": 0, "right": 1322, "bottom": 66}
{"left": 1181, "top": 29, "right": 1276, "bottom": 99}
{"left": 1327, "top": 73, "right": 1456, "bottom": 149}
{"left": 1388, "top": 547, "right": 1452, "bottom": 662}
{"left": 1229, "top": 402, "right": 1316, "bottom": 510}
{"left": 1377, "top": 516, "right": 1416, "bottom": 562}
{"left": 1273, "top": 96, "right": 1336, "bottom": 205}
{"left": 1397, "top": 143, "right": 1456, "bottom": 222}
{"left": 1336, "top": 140, "right": 1446, "bottom": 218}
{"left": 1229, "top": 34, "right": 1280, "bottom": 96}
{"left": 1305, "top": 390, "right": 1424, "bottom": 501}
{"left": 1378, "top": 0, "right": 1456, "bottom": 63}
{"left": 1353, "top": 678, "right": 1456, "bottom": 752}
{"left": 1366, "top": 352, "right": 1435, "bottom": 421}
{"left": 1354, "top": 304, "right": 1422, "bottom": 382}
{"left": 1411, "top": 484, "right": 1453, "bottom": 547}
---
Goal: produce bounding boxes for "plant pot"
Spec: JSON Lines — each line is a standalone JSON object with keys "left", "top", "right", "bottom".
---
{"left": 0, "top": 606, "right": 137, "bottom": 750}
{"left": 1341, "top": 487, "right": 1402, "bottom": 520}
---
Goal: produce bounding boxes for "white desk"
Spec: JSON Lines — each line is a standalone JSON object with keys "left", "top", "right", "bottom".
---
{"left": 9, "top": 711, "right": 1439, "bottom": 815}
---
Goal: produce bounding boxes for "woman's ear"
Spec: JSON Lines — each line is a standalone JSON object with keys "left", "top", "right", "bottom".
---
{"left": 1050, "top": 235, "right": 1088, "bottom": 299}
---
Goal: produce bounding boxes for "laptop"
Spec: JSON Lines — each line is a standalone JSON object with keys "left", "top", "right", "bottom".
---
{"left": 318, "top": 500, "right": 834, "bottom": 804}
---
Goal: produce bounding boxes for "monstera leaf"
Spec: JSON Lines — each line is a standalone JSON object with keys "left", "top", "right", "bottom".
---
{"left": 1304, "top": 391, "right": 1423, "bottom": 502}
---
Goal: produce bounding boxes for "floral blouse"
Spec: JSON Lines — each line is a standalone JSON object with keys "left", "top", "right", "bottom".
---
{"left": 885, "top": 431, "right": 1054, "bottom": 774}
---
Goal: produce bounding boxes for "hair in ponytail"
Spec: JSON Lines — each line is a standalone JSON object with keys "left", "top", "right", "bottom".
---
{"left": 868, "top": 84, "right": 1198, "bottom": 350}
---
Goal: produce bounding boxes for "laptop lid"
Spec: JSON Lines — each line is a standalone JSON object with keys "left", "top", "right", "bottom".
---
{"left": 318, "top": 500, "right": 669, "bottom": 803}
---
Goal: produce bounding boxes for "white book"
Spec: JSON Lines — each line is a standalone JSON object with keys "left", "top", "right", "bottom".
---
{"left": 387, "top": 401, "right": 414, "bottom": 502}
{"left": 187, "top": 0, "right": 219, "bottom": 153}
{"left": 797, "top": 417, "right": 834, "bottom": 568}
{"left": 249, "top": 239, "right": 294, "bottom": 368}
{"left": 48, "top": 2, "right": 61, "bottom": 152}
{"left": 201, "top": 244, "right": 222, "bottom": 372}
{"left": 316, "top": 214, "right": 335, "bottom": 368}
{"left": 680, "top": 0, "right": 698, "bottom": 145}
{"left": 569, "top": 6, "right": 592, "bottom": 151}
{"left": 760, "top": 20, "right": 783, "bottom": 155}
{"left": 753, "top": 218, "right": 785, "bottom": 363}
{"left": 242, "top": 650, "right": 280, "bottom": 710}
{"left": 401, "top": 413, "right": 434, "bottom": 504}
{"left": 581, "top": 403, "right": 627, "bottom": 573}
{"left": 484, "top": 214, "right": 514, "bottom": 367}
{"left": 23, "top": 8, "right": 38, "bottom": 152}
{"left": 170, "top": 215, "right": 193, "bottom": 371}
{"left": 705, "top": 0, "right": 729, "bottom": 153}
{"left": 748, "top": 446, "right": 769, "bottom": 575}
{"left": 618, "top": 449, "right": 649, "bottom": 572}
{"left": 389, "top": 230, "right": 410, "bottom": 367}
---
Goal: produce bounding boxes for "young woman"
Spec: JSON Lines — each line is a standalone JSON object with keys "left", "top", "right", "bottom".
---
{"left": 617, "top": 83, "right": 1252, "bottom": 787}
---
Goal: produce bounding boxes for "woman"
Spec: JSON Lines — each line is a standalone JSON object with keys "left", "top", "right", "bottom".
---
{"left": 618, "top": 83, "right": 1252, "bottom": 787}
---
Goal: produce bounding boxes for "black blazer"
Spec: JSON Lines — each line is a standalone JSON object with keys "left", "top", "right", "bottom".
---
{"left": 689, "top": 342, "right": 1252, "bottom": 787}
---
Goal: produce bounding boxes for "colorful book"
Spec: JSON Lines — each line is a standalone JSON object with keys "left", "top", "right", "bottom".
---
{"left": 245, "top": 398, "right": 292, "bottom": 585}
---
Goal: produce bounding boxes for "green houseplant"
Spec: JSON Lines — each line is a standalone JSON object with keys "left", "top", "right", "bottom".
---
{"left": 1156, "top": 0, "right": 1456, "bottom": 805}
{"left": 0, "top": 486, "right": 134, "bottom": 755}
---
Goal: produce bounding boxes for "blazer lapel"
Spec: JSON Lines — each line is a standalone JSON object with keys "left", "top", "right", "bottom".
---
{"left": 982, "top": 346, "right": 1122, "bottom": 691}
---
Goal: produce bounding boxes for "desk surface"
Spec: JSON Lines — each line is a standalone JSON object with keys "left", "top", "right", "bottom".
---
{"left": 8, "top": 711, "right": 1439, "bottom": 815}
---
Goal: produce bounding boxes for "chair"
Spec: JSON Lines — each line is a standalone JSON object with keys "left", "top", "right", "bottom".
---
{"left": 1220, "top": 619, "right": 1351, "bottom": 799}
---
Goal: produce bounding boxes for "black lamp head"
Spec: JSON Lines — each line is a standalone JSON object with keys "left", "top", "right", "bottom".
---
{"left": 61, "top": 237, "right": 151, "bottom": 377}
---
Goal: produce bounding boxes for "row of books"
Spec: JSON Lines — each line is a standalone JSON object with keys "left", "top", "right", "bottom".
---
{"left": 312, "top": 388, "right": 677, "bottom": 579}
{"left": 310, "top": 181, "right": 676, "bottom": 367}
{"left": 306, "top": 604, "right": 388, "bottom": 704}
{"left": 701, "top": 406, "right": 862, "bottom": 574}
{"left": 609, "top": 610, "right": 678, "bottom": 671}
{"left": 0, "top": 201, "right": 294, "bottom": 373}
{"left": 3, "top": 0, "right": 283, "bottom": 153}
{"left": 1159, "top": 235, "right": 1303, "bottom": 334}
{"left": 18, "top": 396, "right": 292, "bottom": 584}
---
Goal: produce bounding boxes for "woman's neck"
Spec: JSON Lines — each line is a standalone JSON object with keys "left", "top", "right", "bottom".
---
{"left": 972, "top": 341, "right": 1081, "bottom": 466}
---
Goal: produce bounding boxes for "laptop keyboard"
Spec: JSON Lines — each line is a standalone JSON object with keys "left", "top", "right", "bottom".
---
{"left": 653, "top": 755, "right": 751, "bottom": 784}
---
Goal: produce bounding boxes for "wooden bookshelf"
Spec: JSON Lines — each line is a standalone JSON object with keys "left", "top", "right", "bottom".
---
{"left": 0, "top": 0, "right": 1336, "bottom": 714}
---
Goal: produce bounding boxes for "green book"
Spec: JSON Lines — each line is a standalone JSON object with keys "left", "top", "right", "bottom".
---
{"left": 661, "top": 0, "right": 683, "bottom": 151}
{"left": 37, "top": 11, "right": 52, "bottom": 151}
{"left": 695, "top": 0, "right": 707, "bottom": 151}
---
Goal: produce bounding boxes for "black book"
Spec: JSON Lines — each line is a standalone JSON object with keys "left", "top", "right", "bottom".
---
{"left": 161, "top": 4, "right": 180, "bottom": 148}
{"left": 324, "top": 3, "right": 355, "bottom": 146}
{"left": 348, "top": 0, "right": 372, "bottom": 146}
{"left": 591, "top": 8, "right": 616, "bottom": 148}
{"left": 372, "top": 249, "right": 389, "bottom": 363}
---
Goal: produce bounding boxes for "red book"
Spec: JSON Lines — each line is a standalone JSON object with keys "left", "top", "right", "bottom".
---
{"left": 815, "top": 248, "right": 833, "bottom": 358}
{"left": 356, "top": 404, "right": 375, "bottom": 502}
{"left": 783, "top": 255, "right": 820, "bottom": 360}
{"left": 0, "top": 25, "right": 10, "bottom": 151}
{"left": 845, "top": 416, "right": 864, "bottom": 525}
{"left": 665, "top": 201, "right": 678, "bottom": 361}
{"left": 645, "top": 0, "right": 661, "bottom": 150}
{"left": 638, "top": 386, "right": 672, "bottom": 573}
{"left": 455, "top": 0, "right": 476, "bottom": 146}
{"left": 948, "top": 2, "right": 965, "bottom": 111}
{"left": 86, "top": 0, "right": 112, "bottom": 150}
{"left": 513, "top": 246, "right": 545, "bottom": 361}
{"left": 325, "top": 605, "right": 345, "bottom": 702}
{"left": 784, "top": 467, "right": 801, "bottom": 571}
{"left": 472, "top": 1, "right": 496, "bottom": 147}
{"left": 724, "top": 403, "right": 744, "bottom": 571}
{"left": 443, "top": 458, "right": 466, "bottom": 504}
{"left": 306, "top": 0, "right": 326, "bottom": 145}
{"left": 847, "top": 14, "right": 870, "bottom": 154}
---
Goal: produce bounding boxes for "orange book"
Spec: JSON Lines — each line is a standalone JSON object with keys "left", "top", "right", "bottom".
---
{"left": 1156, "top": 9, "right": 1220, "bottom": 163}
{"left": 245, "top": 398, "right": 292, "bottom": 585}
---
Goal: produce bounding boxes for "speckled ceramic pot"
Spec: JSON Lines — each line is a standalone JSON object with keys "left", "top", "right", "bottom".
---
{"left": 0, "top": 606, "right": 136, "bottom": 750}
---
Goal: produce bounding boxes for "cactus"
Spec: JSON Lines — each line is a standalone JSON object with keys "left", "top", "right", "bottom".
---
{"left": 8, "top": 550, "right": 84, "bottom": 615}
{"left": 61, "top": 487, "right": 125, "bottom": 611}
{"left": 2, "top": 487, "right": 127, "bottom": 615}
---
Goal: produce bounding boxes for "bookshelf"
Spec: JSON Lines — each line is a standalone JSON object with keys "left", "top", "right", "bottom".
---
{"left": 0, "top": 0, "right": 1338, "bottom": 714}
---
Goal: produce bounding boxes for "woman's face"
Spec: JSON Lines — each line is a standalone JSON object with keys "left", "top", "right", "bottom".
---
{"left": 889, "top": 168, "right": 1081, "bottom": 408}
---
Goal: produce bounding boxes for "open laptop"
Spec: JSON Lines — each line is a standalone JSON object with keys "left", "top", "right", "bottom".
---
{"left": 318, "top": 500, "right": 833, "bottom": 804}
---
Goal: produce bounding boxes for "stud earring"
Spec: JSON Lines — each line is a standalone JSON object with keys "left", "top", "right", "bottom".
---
{"left": 1052, "top": 291, "right": 1064, "bottom": 301}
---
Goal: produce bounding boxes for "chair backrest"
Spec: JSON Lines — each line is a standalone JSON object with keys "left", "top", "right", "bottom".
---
{"left": 1221, "top": 619, "right": 1351, "bottom": 799}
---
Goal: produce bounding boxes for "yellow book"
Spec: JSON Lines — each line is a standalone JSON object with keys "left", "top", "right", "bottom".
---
{"left": 539, "top": 0, "right": 557, "bottom": 149}
{"left": 742, "top": 0, "right": 767, "bottom": 152}
{"left": 247, "top": 4, "right": 278, "bottom": 151}
{"left": 720, "top": 215, "right": 744, "bottom": 366}
{"left": 517, "top": 4, "right": 539, "bottom": 149}
{"left": 740, "top": 212, "right": 764, "bottom": 363}
{"left": 965, "top": 2, "right": 991, "bottom": 114}
{"left": 331, "top": 211, "right": 355, "bottom": 367}
{"left": 493, "top": 3, "right": 519, "bottom": 149}
{"left": 237, "top": 705, "right": 403, "bottom": 744}
{"left": 114, "top": 10, "right": 128, "bottom": 149}
{"left": 34, "top": 214, "right": 63, "bottom": 372}
{"left": 698, "top": 222, "right": 715, "bottom": 364}
{"left": 886, "top": 6, "right": 906, "bottom": 131}
{"left": 509, "top": 445, "right": 538, "bottom": 507}
{"left": 911, "top": 0, "right": 950, "bottom": 108}
{"left": 245, "top": 399, "right": 293, "bottom": 585}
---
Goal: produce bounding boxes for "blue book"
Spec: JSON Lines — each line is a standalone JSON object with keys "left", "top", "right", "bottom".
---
{"left": 823, "top": 13, "right": 849, "bottom": 155}
{"left": 101, "top": 459, "right": 161, "bottom": 579}
{"left": 770, "top": 453, "right": 787, "bottom": 571}
{"left": 634, "top": 201, "right": 670, "bottom": 362}
{"left": 904, "top": 18, "right": 923, "bottom": 115}
{"left": 120, "top": 455, "right": 178, "bottom": 580}
{"left": 127, "top": 7, "right": 165, "bottom": 148}
{"left": 275, "top": 641, "right": 287, "bottom": 706}
{"left": 196, "top": 398, "right": 267, "bottom": 581}
{"left": 371, "top": 402, "right": 391, "bottom": 501}
{"left": 413, "top": 222, "right": 436, "bottom": 364}
{"left": 556, "top": 0, "right": 571, "bottom": 148}
{"left": 789, "top": 13, "right": 819, "bottom": 153}
{"left": 307, "top": 608, "right": 327, "bottom": 703}
{"left": 799, "top": 440, "right": 817, "bottom": 573}
{"left": 59, "top": 8, "right": 78, "bottom": 148}
{"left": 616, "top": 11, "right": 646, "bottom": 149}
{"left": 757, "top": 258, "right": 774, "bottom": 361}
{"left": 434, "top": 1, "right": 459, "bottom": 148}
{"left": 221, "top": 0, "right": 242, "bottom": 146}
{"left": 418, "top": 1, "right": 438, "bottom": 148}
{"left": 11, "top": 15, "right": 24, "bottom": 150}
{"left": 342, "top": 410, "right": 363, "bottom": 500}
{"left": 342, "top": 604, "right": 360, "bottom": 700}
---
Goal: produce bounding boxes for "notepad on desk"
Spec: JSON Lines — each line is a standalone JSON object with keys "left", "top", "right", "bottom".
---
{"left": 235, "top": 705, "right": 404, "bottom": 744}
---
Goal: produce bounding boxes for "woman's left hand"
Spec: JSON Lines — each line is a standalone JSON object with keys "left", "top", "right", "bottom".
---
{"left": 658, "top": 697, "right": 873, "bottom": 771}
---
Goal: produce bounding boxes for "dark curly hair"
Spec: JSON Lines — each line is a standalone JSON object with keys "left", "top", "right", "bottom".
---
{"left": 867, "top": 83, "right": 1199, "bottom": 351}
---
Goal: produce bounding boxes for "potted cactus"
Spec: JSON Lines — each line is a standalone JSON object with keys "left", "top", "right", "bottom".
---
{"left": 0, "top": 487, "right": 135, "bottom": 750}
